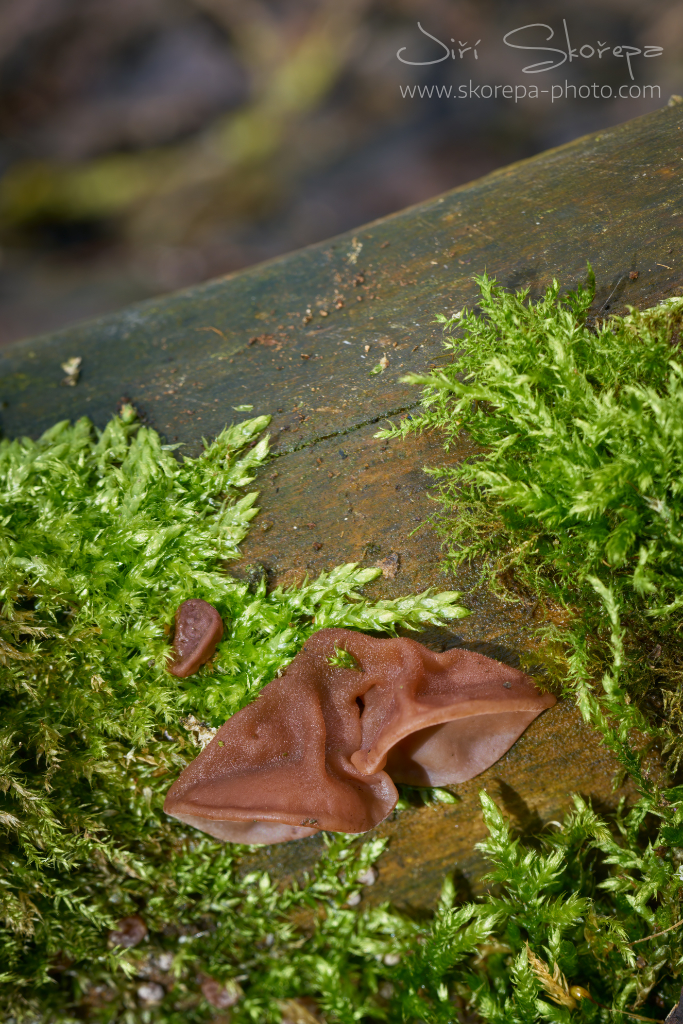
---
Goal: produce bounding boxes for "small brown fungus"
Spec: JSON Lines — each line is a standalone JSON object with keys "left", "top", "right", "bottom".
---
{"left": 164, "top": 628, "right": 556, "bottom": 843}
{"left": 108, "top": 915, "right": 148, "bottom": 949}
{"left": 169, "top": 599, "right": 224, "bottom": 678}
{"left": 200, "top": 977, "right": 243, "bottom": 1009}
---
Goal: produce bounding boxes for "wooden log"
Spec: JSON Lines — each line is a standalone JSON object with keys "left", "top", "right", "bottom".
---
{"left": 235, "top": 422, "right": 632, "bottom": 911}
{"left": 1, "top": 105, "right": 681, "bottom": 911}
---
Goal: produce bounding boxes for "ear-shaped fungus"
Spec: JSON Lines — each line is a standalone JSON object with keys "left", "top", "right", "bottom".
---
{"left": 164, "top": 628, "right": 555, "bottom": 843}
{"left": 169, "top": 599, "right": 224, "bottom": 678}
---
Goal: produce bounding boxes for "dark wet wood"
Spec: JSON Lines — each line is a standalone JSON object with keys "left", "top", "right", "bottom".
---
{"left": 2, "top": 106, "right": 682, "bottom": 456}
{"left": 1, "top": 106, "right": 681, "bottom": 909}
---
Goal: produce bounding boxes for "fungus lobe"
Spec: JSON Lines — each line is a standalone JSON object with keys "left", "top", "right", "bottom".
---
{"left": 164, "top": 628, "right": 555, "bottom": 843}
{"left": 169, "top": 599, "right": 223, "bottom": 678}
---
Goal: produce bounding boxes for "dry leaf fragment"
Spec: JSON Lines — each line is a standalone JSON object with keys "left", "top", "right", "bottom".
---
{"left": 375, "top": 553, "right": 400, "bottom": 578}
{"left": 0, "top": 637, "right": 34, "bottom": 663}
{"left": 278, "top": 998, "right": 321, "bottom": 1023}
{"left": 61, "top": 357, "right": 82, "bottom": 386}
{"left": 249, "top": 334, "right": 281, "bottom": 349}
{"left": 379, "top": 354, "right": 389, "bottom": 369}
{"left": 180, "top": 715, "right": 218, "bottom": 750}
{"left": 526, "top": 944, "right": 577, "bottom": 1010}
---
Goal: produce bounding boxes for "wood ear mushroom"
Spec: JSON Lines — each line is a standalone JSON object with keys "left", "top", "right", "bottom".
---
{"left": 169, "top": 599, "right": 224, "bottom": 678}
{"left": 164, "top": 628, "right": 556, "bottom": 843}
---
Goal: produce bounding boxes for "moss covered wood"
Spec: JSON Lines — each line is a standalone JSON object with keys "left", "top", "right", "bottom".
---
{"left": 0, "top": 106, "right": 682, "bottom": 915}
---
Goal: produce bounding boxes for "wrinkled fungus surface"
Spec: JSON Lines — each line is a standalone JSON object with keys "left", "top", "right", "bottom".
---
{"left": 169, "top": 599, "right": 224, "bottom": 678}
{"left": 164, "top": 628, "right": 556, "bottom": 843}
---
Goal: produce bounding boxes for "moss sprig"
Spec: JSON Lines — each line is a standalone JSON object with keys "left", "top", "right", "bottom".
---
{"left": 376, "top": 272, "right": 683, "bottom": 1020}
{"left": 0, "top": 405, "right": 467, "bottom": 1021}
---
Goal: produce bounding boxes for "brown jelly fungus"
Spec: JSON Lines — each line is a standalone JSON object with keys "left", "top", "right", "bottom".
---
{"left": 169, "top": 599, "right": 224, "bottom": 678}
{"left": 200, "top": 978, "right": 243, "bottom": 1009}
{"left": 108, "top": 915, "right": 148, "bottom": 949}
{"left": 164, "top": 628, "right": 556, "bottom": 843}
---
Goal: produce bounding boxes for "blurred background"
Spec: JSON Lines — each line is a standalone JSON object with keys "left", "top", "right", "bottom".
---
{"left": 0, "top": 0, "right": 680, "bottom": 346}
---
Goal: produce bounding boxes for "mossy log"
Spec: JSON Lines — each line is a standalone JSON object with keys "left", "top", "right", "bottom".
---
{"left": 1, "top": 105, "right": 682, "bottom": 912}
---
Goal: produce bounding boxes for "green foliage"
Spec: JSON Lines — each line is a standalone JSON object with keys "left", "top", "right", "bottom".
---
{"left": 381, "top": 270, "right": 683, "bottom": 602}
{"left": 0, "top": 406, "right": 468, "bottom": 1022}
{"left": 328, "top": 648, "right": 361, "bottom": 670}
{"left": 343, "top": 791, "right": 682, "bottom": 1024}
{"left": 6, "top": 280, "right": 683, "bottom": 1024}
{"left": 379, "top": 271, "right": 683, "bottom": 773}
{"left": 375, "top": 272, "right": 683, "bottom": 1021}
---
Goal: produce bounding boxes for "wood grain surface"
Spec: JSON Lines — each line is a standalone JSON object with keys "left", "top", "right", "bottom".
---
{"left": 1, "top": 105, "right": 682, "bottom": 910}
{"left": 235, "top": 423, "right": 633, "bottom": 911}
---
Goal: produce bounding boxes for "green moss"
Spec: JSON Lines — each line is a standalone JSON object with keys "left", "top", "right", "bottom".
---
{"left": 0, "top": 405, "right": 467, "bottom": 1021}
{"left": 378, "top": 272, "right": 683, "bottom": 1021}
{"left": 5, "top": 275, "right": 683, "bottom": 1023}
{"left": 327, "top": 648, "right": 360, "bottom": 670}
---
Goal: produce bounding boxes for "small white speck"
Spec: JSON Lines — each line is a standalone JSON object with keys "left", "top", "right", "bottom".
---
{"left": 342, "top": 340, "right": 352, "bottom": 345}
{"left": 293, "top": 526, "right": 298, "bottom": 530}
